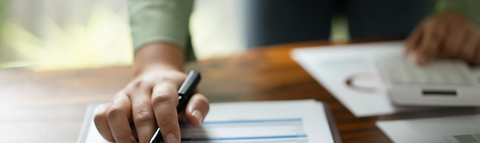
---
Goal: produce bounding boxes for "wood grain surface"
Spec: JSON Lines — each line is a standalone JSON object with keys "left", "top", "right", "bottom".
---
{"left": 1, "top": 39, "right": 479, "bottom": 143}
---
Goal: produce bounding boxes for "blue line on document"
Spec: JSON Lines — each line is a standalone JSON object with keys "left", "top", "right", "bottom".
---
{"left": 180, "top": 118, "right": 302, "bottom": 125}
{"left": 181, "top": 135, "right": 308, "bottom": 141}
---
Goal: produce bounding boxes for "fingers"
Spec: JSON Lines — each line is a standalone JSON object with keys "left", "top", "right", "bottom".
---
{"left": 459, "top": 32, "right": 478, "bottom": 63}
{"left": 183, "top": 93, "right": 210, "bottom": 127}
{"left": 405, "top": 22, "right": 425, "bottom": 55}
{"left": 469, "top": 30, "right": 480, "bottom": 64}
{"left": 151, "top": 83, "right": 181, "bottom": 143}
{"left": 407, "top": 12, "right": 480, "bottom": 65}
{"left": 94, "top": 103, "right": 115, "bottom": 142}
{"left": 442, "top": 23, "right": 465, "bottom": 58}
{"left": 474, "top": 40, "right": 480, "bottom": 64}
{"left": 95, "top": 70, "right": 203, "bottom": 143}
{"left": 127, "top": 81, "right": 157, "bottom": 143}
{"left": 415, "top": 21, "right": 442, "bottom": 65}
{"left": 106, "top": 93, "right": 137, "bottom": 143}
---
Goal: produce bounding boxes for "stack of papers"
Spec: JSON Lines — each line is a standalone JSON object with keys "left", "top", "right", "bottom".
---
{"left": 78, "top": 99, "right": 339, "bottom": 143}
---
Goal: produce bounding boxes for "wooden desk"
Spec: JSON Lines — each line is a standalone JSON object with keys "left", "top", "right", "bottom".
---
{"left": 1, "top": 39, "right": 479, "bottom": 143}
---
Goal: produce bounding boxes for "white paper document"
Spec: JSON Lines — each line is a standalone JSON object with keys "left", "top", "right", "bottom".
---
{"left": 78, "top": 99, "right": 336, "bottom": 143}
{"left": 291, "top": 41, "right": 438, "bottom": 117}
{"left": 376, "top": 114, "right": 480, "bottom": 143}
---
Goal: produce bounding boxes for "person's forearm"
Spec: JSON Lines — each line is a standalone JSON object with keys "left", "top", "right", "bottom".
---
{"left": 133, "top": 43, "right": 185, "bottom": 77}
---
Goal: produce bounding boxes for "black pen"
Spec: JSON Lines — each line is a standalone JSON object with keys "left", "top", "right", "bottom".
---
{"left": 149, "top": 70, "right": 201, "bottom": 143}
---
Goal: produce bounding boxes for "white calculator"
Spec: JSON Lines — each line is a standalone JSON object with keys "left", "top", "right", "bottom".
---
{"left": 376, "top": 59, "right": 480, "bottom": 106}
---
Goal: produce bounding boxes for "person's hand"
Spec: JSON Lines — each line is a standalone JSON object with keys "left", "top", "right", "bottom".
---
{"left": 406, "top": 11, "right": 480, "bottom": 65}
{"left": 94, "top": 69, "right": 209, "bottom": 143}
{"left": 93, "top": 43, "right": 209, "bottom": 143}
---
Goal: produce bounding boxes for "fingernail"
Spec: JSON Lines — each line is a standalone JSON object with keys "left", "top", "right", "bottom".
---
{"left": 192, "top": 110, "right": 204, "bottom": 124}
{"left": 407, "top": 52, "right": 417, "bottom": 63}
{"left": 414, "top": 52, "right": 428, "bottom": 64}
{"left": 165, "top": 133, "right": 177, "bottom": 143}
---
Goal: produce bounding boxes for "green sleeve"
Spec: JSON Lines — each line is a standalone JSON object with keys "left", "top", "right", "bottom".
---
{"left": 434, "top": 0, "right": 480, "bottom": 28}
{"left": 128, "top": 0, "right": 194, "bottom": 52}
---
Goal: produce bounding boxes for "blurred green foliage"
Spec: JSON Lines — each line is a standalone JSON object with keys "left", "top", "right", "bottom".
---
{"left": 0, "top": 0, "right": 4, "bottom": 67}
{"left": 0, "top": 0, "right": 3, "bottom": 38}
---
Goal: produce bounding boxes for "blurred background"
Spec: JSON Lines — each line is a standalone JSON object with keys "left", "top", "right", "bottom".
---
{"left": 0, "top": 0, "right": 349, "bottom": 71}
{"left": 0, "top": 0, "right": 132, "bottom": 71}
